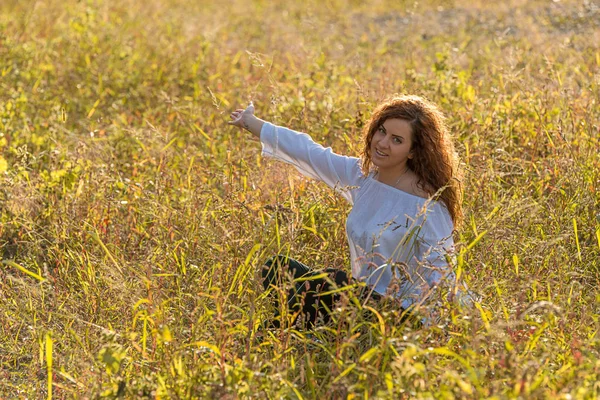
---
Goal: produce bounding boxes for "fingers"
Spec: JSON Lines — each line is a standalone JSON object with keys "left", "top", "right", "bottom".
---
{"left": 231, "top": 104, "right": 253, "bottom": 114}
{"left": 227, "top": 103, "right": 255, "bottom": 126}
{"left": 228, "top": 110, "right": 243, "bottom": 126}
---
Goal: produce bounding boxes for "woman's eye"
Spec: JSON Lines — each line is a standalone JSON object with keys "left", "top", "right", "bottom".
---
{"left": 393, "top": 137, "right": 402, "bottom": 144}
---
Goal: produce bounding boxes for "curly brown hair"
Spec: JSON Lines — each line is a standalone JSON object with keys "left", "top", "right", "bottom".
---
{"left": 359, "top": 94, "right": 463, "bottom": 226}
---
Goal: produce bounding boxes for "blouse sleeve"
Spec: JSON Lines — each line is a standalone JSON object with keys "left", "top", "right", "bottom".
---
{"left": 260, "top": 122, "right": 363, "bottom": 204}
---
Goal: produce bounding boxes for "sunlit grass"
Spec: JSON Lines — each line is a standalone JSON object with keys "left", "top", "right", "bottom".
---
{"left": 0, "top": 0, "right": 598, "bottom": 397}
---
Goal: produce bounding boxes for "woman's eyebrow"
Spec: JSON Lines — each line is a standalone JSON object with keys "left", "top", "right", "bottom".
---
{"left": 381, "top": 124, "right": 405, "bottom": 139}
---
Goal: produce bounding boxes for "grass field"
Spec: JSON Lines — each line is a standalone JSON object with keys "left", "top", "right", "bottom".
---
{"left": 1, "top": 0, "right": 599, "bottom": 398}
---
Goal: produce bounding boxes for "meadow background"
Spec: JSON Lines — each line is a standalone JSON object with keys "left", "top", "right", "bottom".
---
{"left": 1, "top": 0, "right": 599, "bottom": 398}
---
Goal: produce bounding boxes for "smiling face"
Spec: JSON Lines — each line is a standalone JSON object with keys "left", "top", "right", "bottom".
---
{"left": 369, "top": 118, "right": 414, "bottom": 175}
{"left": 360, "top": 94, "right": 463, "bottom": 225}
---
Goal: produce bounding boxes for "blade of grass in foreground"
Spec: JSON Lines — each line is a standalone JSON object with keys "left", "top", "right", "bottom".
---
{"left": 88, "top": 227, "right": 124, "bottom": 276}
{"left": 46, "top": 333, "right": 53, "bottom": 400}
{"left": 573, "top": 218, "right": 582, "bottom": 261}
{"left": 2, "top": 260, "right": 46, "bottom": 282}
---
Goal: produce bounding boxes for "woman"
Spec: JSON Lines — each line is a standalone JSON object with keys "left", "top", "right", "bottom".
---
{"left": 229, "top": 95, "right": 465, "bottom": 329}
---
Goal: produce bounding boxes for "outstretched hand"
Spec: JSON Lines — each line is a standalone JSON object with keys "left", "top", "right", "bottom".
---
{"left": 227, "top": 101, "right": 264, "bottom": 139}
{"left": 228, "top": 102, "right": 255, "bottom": 129}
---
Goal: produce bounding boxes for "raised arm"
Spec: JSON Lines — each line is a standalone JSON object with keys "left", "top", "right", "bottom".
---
{"left": 229, "top": 102, "right": 363, "bottom": 204}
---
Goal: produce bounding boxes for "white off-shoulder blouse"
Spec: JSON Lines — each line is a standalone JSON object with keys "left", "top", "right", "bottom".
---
{"left": 260, "top": 122, "right": 457, "bottom": 310}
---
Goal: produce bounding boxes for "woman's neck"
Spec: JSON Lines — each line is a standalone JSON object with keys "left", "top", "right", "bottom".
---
{"left": 375, "top": 166, "right": 409, "bottom": 187}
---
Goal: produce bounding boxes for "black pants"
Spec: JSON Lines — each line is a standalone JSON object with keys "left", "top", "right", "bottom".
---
{"left": 262, "top": 254, "right": 384, "bottom": 329}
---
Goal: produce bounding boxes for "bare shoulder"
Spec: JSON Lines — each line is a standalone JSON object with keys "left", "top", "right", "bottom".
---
{"left": 401, "top": 172, "right": 433, "bottom": 199}
{"left": 410, "top": 182, "right": 431, "bottom": 199}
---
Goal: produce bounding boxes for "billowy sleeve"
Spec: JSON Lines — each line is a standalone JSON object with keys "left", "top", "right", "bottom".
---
{"left": 260, "top": 122, "right": 363, "bottom": 204}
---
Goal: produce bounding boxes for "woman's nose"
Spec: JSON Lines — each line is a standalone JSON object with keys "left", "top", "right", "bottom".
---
{"left": 378, "top": 134, "right": 391, "bottom": 147}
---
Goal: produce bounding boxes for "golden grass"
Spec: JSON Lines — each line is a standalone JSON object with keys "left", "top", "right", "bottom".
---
{"left": 0, "top": 0, "right": 599, "bottom": 397}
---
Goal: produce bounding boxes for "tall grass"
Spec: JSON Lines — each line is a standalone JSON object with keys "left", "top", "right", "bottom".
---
{"left": 1, "top": 0, "right": 598, "bottom": 397}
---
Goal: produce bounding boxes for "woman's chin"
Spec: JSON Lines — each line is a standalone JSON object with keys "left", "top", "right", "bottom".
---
{"left": 371, "top": 158, "right": 386, "bottom": 168}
